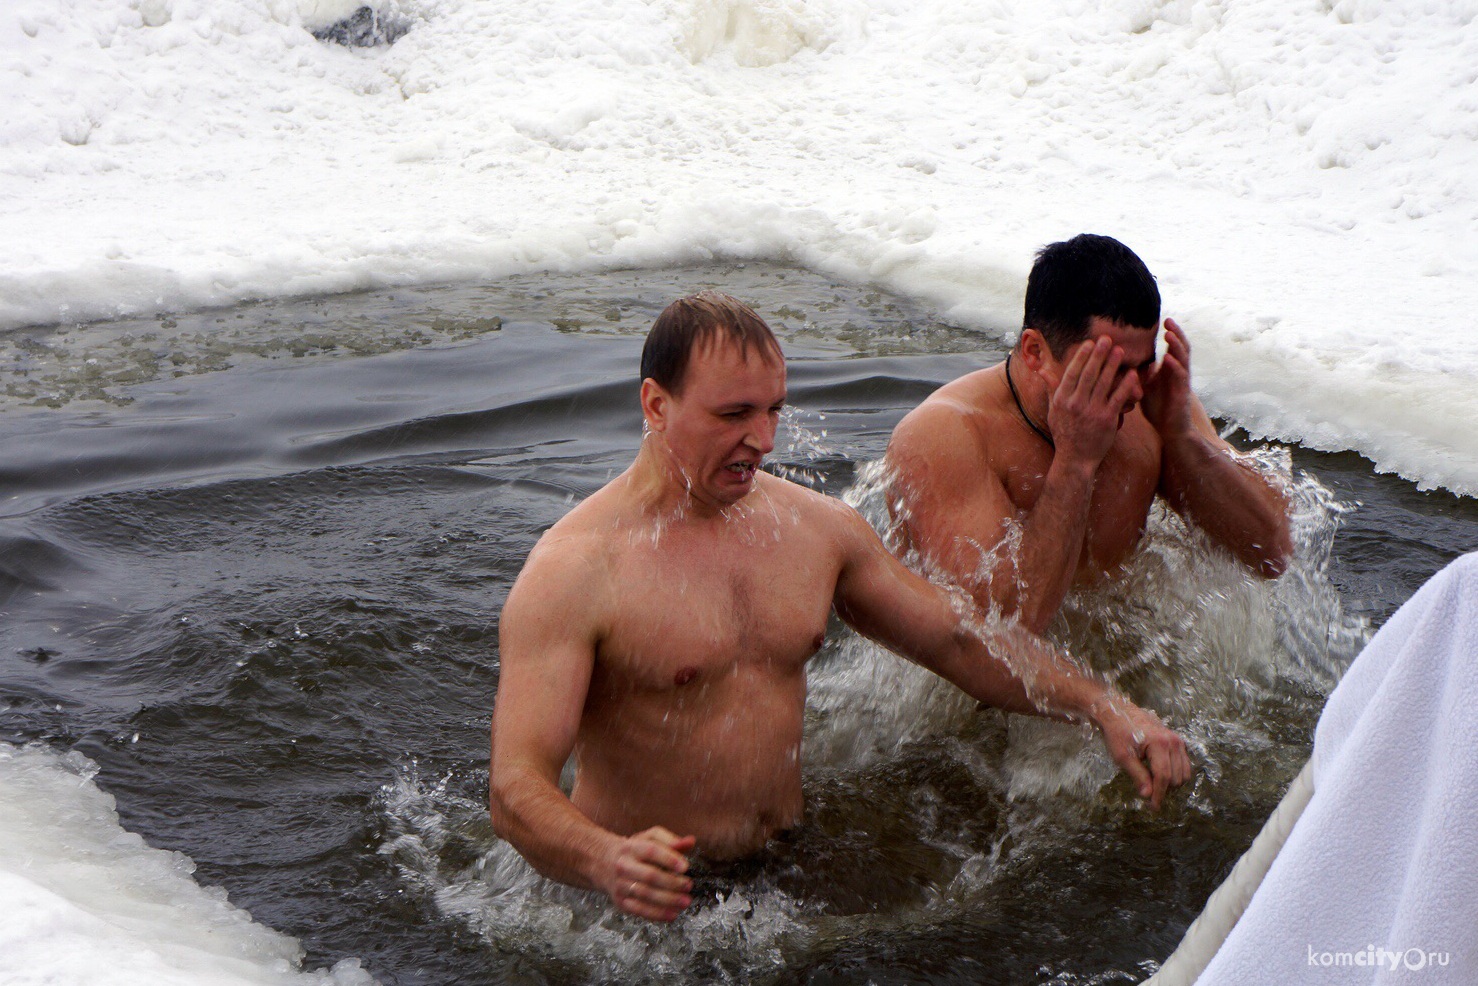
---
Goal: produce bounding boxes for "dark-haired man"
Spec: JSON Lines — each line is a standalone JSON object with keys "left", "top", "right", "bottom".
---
{"left": 491, "top": 290, "right": 1192, "bottom": 923}
{"left": 885, "top": 235, "right": 1292, "bottom": 635}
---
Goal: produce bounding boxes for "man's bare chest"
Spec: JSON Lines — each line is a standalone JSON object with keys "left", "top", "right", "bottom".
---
{"left": 596, "top": 539, "right": 836, "bottom": 693}
{"left": 1000, "top": 428, "right": 1162, "bottom": 573}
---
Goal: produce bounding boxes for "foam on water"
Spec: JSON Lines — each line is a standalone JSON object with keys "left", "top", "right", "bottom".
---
{"left": 2, "top": 0, "right": 1477, "bottom": 493}
{"left": 0, "top": 744, "right": 376, "bottom": 986}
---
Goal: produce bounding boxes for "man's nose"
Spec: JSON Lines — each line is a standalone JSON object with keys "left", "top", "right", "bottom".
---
{"left": 1123, "top": 369, "right": 1144, "bottom": 404}
{"left": 746, "top": 416, "right": 776, "bottom": 455}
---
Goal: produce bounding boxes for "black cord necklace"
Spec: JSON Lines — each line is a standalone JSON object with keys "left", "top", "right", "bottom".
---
{"left": 1005, "top": 351, "right": 1055, "bottom": 449}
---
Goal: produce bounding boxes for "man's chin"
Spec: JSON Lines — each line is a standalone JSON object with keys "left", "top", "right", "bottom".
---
{"left": 727, "top": 476, "right": 758, "bottom": 499}
{"left": 711, "top": 470, "right": 758, "bottom": 504}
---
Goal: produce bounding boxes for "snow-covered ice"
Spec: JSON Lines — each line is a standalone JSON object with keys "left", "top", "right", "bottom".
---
{"left": 3, "top": 0, "right": 1477, "bottom": 491}
{"left": 0, "top": 744, "right": 377, "bottom": 986}
{"left": 2, "top": 4, "right": 1475, "bottom": 979}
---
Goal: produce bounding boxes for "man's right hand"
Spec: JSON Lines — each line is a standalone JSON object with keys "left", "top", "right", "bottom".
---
{"left": 1047, "top": 336, "right": 1142, "bottom": 470}
{"left": 599, "top": 826, "right": 696, "bottom": 922}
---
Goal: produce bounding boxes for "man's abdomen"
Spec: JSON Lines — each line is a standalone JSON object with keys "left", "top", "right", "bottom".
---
{"left": 572, "top": 669, "right": 807, "bottom": 858}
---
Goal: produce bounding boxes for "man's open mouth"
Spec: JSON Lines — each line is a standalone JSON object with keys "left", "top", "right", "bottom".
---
{"left": 726, "top": 462, "right": 757, "bottom": 479}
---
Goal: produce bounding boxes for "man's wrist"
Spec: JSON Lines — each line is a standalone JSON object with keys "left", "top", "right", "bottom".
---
{"left": 1160, "top": 425, "right": 1212, "bottom": 464}
{"left": 575, "top": 826, "right": 625, "bottom": 893}
{"left": 1156, "top": 407, "right": 1204, "bottom": 443}
{"left": 1040, "top": 670, "right": 1116, "bottom": 727}
{"left": 1082, "top": 686, "right": 1127, "bottom": 731}
{"left": 1046, "top": 452, "right": 1099, "bottom": 487}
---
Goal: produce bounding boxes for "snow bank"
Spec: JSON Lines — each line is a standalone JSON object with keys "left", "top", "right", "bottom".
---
{"left": 1, "top": 0, "right": 1476, "bottom": 491}
{"left": 0, "top": 744, "right": 376, "bottom": 986}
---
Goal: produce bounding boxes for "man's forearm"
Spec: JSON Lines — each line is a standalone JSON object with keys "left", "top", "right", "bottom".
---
{"left": 490, "top": 767, "right": 618, "bottom": 891}
{"left": 837, "top": 510, "right": 1192, "bottom": 808}
{"left": 980, "top": 457, "right": 1096, "bottom": 633}
{"left": 936, "top": 615, "right": 1192, "bottom": 808}
{"left": 923, "top": 610, "right": 1111, "bottom": 723}
{"left": 1160, "top": 433, "right": 1292, "bottom": 577}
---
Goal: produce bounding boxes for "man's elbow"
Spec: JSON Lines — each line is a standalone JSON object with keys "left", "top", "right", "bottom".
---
{"left": 1251, "top": 527, "right": 1294, "bottom": 579}
{"left": 1256, "top": 552, "right": 1289, "bottom": 580}
{"left": 487, "top": 766, "right": 520, "bottom": 840}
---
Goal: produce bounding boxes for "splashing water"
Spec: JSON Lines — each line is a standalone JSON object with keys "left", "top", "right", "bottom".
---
{"left": 376, "top": 766, "right": 817, "bottom": 984}
{"left": 764, "top": 405, "right": 837, "bottom": 491}
{"left": 814, "top": 445, "right": 1368, "bottom": 805}
{"left": 377, "top": 436, "right": 1367, "bottom": 982}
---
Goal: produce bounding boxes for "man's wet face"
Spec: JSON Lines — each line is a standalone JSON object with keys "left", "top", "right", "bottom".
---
{"left": 660, "top": 338, "right": 786, "bottom": 508}
{"left": 1051, "top": 316, "right": 1158, "bottom": 426}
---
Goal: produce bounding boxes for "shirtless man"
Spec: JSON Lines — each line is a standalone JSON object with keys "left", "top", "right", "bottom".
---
{"left": 489, "top": 291, "right": 1191, "bottom": 924}
{"left": 885, "top": 234, "right": 1293, "bottom": 635}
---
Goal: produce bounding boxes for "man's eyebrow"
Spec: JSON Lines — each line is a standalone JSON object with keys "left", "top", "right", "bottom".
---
{"left": 717, "top": 397, "right": 787, "bottom": 410}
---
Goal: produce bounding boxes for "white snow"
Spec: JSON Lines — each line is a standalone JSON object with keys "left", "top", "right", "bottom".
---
{"left": 1, "top": 0, "right": 1475, "bottom": 494}
{"left": 1, "top": 5, "right": 1476, "bottom": 976}
{"left": 0, "top": 743, "right": 376, "bottom": 986}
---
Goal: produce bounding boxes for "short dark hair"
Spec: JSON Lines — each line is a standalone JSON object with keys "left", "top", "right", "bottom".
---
{"left": 1022, "top": 234, "right": 1160, "bottom": 357}
{"left": 640, "top": 291, "right": 783, "bottom": 394}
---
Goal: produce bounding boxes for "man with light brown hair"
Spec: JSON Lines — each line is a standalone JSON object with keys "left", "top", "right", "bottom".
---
{"left": 489, "top": 291, "right": 1191, "bottom": 923}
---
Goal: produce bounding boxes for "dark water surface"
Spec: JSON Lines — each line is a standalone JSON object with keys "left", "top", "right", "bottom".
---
{"left": 2, "top": 265, "right": 1473, "bottom": 985}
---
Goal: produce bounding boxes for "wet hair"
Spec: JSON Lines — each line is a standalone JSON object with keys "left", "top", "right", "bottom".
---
{"left": 1022, "top": 234, "right": 1160, "bottom": 357}
{"left": 640, "top": 291, "right": 783, "bottom": 394}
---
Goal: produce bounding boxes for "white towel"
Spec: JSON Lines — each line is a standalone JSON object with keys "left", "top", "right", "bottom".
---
{"left": 1195, "top": 551, "right": 1478, "bottom": 984}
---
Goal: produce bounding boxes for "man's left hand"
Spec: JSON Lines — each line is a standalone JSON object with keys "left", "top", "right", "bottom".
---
{"left": 1090, "top": 694, "right": 1193, "bottom": 811}
{"left": 1141, "top": 318, "right": 1195, "bottom": 439}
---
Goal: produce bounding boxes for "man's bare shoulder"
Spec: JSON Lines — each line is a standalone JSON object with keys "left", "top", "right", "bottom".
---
{"left": 502, "top": 485, "right": 627, "bottom": 632}
{"left": 888, "top": 364, "right": 1009, "bottom": 481}
{"left": 741, "top": 471, "right": 873, "bottom": 558}
{"left": 751, "top": 470, "right": 854, "bottom": 525}
{"left": 751, "top": 470, "right": 888, "bottom": 562}
{"left": 538, "top": 481, "right": 625, "bottom": 545}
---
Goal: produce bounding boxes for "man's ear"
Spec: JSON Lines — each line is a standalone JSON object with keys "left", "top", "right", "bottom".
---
{"left": 1018, "top": 329, "right": 1052, "bottom": 373}
{"left": 640, "top": 378, "right": 671, "bottom": 433}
